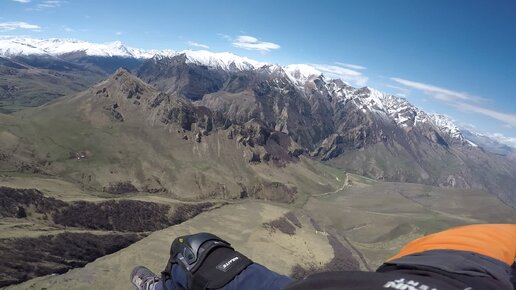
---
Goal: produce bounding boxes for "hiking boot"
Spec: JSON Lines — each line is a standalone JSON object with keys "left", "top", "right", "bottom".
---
{"left": 131, "top": 266, "right": 160, "bottom": 290}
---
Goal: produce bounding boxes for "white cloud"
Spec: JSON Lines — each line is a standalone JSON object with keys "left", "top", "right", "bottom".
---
{"left": 335, "top": 62, "right": 366, "bottom": 70}
{"left": 12, "top": 0, "right": 31, "bottom": 3}
{"left": 391, "top": 77, "right": 482, "bottom": 102}
{"left": 217, "top": 33, "right": 231, "bottom": 40}
{"left": 485, "top": 133, "right": 516, "bottom": 149}
{"left": 32, "top": 0, "right": 66, "bottom": 10}
{"left": 115, "top": 31, "right": 123, "bottom": 36}
{"left": 457, "top": 122, "right": 477, "bottom": 131}
{"left": 384, "top": 83, "right": 410, "bottom": 94}
{"left": 454, "top": 102, "right": 516, "bottom": 129}
{"left": 187, "top": 41, "right": 209, "bottom": 49}
{"left": 232, "top": 35, "right": 280, "bottom": 52}
{"left": 312, "top": 64, "right": 368, "bottom": 87}
{"left": 391, "top": 77, "right": 516, "bottom": 129}
{"left": 0, "top": 21, "right": 41, "bottom": 31}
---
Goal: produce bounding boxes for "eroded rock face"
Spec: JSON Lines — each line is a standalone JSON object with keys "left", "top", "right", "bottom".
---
{"left": 139, "top": 57, "right": 334, "bottom": 149}
{"left": 20, "top": 65, "right": 516, "bottom": 206}
{"left": 137, "top": 55, "right": 228, "bottom": 101}
{"left": 238, "top": 182, "right": 297, "bottom": 203}
{"left": 228, "top": 120, "right": 271, "bottom": 147}
{"left": 94, "top": 69, "right": 226, "bottom": 136}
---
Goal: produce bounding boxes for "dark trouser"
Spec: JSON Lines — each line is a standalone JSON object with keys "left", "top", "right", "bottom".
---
{"left": 378, "top": 250, "right": 514, "bottom": 290}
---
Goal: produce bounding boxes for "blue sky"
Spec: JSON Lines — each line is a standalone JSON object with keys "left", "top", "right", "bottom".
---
{"left": 1, "top": 0, "right": 516, "bottom": 145}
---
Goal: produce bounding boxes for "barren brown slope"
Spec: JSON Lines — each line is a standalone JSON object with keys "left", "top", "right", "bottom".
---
{"left": 4, "top": 202, "right": 343, "bottom": 290}
{"left": 0, "top": 69, "right": 344, "bottom": 204}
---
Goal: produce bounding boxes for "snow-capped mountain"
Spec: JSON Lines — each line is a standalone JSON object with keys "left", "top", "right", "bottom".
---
{"left": 284, "top": 64, "right": 323, "bottom": 85}
{"left": 277, "top": 65, "right": 470, "bottom": 145}
{"left": 427, "top": 114, "right": 469, "bottom": 143}
{"left": 461, "top": 130, "right": 515, "bottom": 155}
{"left": 305, "top": 80, "right": 470, "bottom": 145}
{"left": 181, "top": 50, "right": 266, "bottom": 71}
{"left": 0, "top": 37, "right": 269, "bottom": 72}
{"left": 2, "top": 37, "right": 516, "bottom": 206}
{"left": 0, "top": 37, "right": 174, "bottom": 59}
{"left": 152, "top": 50, "right": 266, "bottom": 71}
{"left": 0, "top": 36, "right": 489, "bottom": 147}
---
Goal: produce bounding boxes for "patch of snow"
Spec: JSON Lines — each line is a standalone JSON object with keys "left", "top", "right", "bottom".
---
{"left": 0, "top": 37, "right": 48, "bottom": 56}
{"left": 0, "top": 36, "right": 474, "bottom": 147}
{"left": 466, "top": 139, "right": 478, "bottom": 147}
{"left": 325, "top": 79, "right": 355, "bottom": 102}
{"left": 428, "top": 114, "right": 464, "bottom": 141}
{"left": 181, "top": 50, "right": 266, "bottom": 71}
{"left": 0, "top": 36, "right": 174, "bottom": 59}
{"left": 284, "top": 64, "right": 322, "bottom": 85}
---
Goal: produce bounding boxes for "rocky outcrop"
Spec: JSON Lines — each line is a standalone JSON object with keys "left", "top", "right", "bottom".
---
{"left": 239, "top": 182, "right": 297, "bottom": 203}
{"left": 102, "top": 181, "right": 138, "bottom": 194}
{"left": 137, "top": 55, "right": 228, "bottom": 100}
{"left": 15, "top": 60, "right": 514, "bottom": 206}
{"left": 93, "top": 69, "right": 226, "bottom": 136}
{"left": 229, "top": 120, "right": 271, "bottom": 147}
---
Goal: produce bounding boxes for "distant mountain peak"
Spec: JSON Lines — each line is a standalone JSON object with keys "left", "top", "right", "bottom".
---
{"left": 0, "top": 36, "right": 494, "bottom": 149}
{"left": 427, "top": 114, "right": 465, "bottom": 142}
{"left": 284, "top": 64, "right": 323, "bottom": 85}
{"left": 180, "top": 50, "right": 266, "bottom": 71}
{"left": 0, "top": 36, "right": 170, "bottom": 59}
{"left": 150, "top": 50, "right": 268, "bottom": 72}
{"left": 103, "top": 67, "right": 147, "bottom": 89}
{"left": 461, "top": 129, "right": 516, "bottom": 155}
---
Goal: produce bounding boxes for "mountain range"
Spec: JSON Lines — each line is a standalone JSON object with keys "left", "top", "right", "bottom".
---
{"left": 1, "top": 37, "right": 515, "bottom": 207}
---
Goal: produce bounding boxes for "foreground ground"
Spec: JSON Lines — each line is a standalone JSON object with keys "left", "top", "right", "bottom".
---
{"left": 2, "top": 172, "right": 515, "bottom": 290}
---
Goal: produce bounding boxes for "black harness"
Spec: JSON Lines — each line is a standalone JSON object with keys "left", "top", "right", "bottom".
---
{"left": 161, "top": 233, "right": 252, "bottom": 290}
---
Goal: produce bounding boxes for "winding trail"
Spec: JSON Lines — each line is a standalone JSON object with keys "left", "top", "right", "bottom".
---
{"left": 313, "top": 174, "right": 349, "bottom": 197}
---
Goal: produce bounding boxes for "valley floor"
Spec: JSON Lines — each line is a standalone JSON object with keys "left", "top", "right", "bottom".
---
{"left": 2, "top": 173, "right": 515, "bottom": 289}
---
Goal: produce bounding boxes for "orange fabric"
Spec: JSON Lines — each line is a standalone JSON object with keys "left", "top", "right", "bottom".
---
{"left": 387, "top": 224, "right": 516, "bottom": 265}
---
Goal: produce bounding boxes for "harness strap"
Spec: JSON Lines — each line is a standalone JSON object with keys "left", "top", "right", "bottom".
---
{"left": 161, "top": 256, "right": 174, "bottom": 290}
{"left": 190, "top": 247, "right": 253, "bottom": 290}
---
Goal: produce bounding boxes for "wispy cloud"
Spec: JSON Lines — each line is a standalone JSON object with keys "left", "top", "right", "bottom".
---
{"left": 391, "top": 77, "right": 482, "bottom": 102}
{"left": 485, "top": 133, "right": 516, "bottom": 149}
{"left": 335, "top": 62, "right": 366, "bottom": 70}
{"left": 384, "top": 83, "right": 410, "bottom": 94}
{"left": 12, "top": 0, "right": 31, "bottom": 3}
{"left": 31, "top": 0, "right": 66, "bottom": 10}
{"left": 391, "top": 77, "right": 516, "bottom": 129}
{"left": 312, "top": 63, "right": 368, "bottom": 87}
{"left": 187, "top": 41, "right": 209, "bottom": 49}
{"left": 232, "top": 35, "right": 280, "bottom": 52}
{"left": 0, "top": 21, "right": 41, "bottom": 31}
{"left": 218, "top": 33, "right": 231, "bottom": 40}
{"left": 454, "top": 102, "right": 516, "bottom": 129}
{"left": 115, "top": 31, "right": 123, "bottom": 36}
